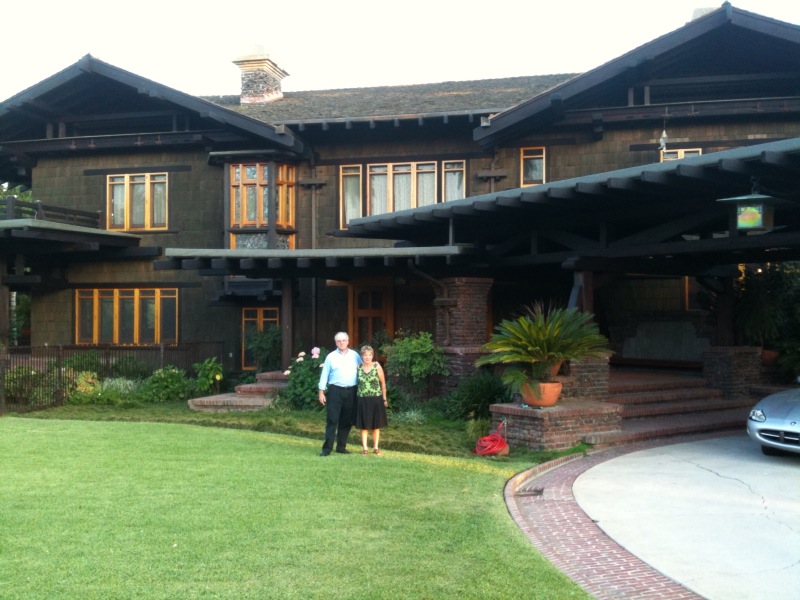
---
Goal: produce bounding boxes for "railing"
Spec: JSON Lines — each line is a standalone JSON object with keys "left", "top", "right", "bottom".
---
{"left": 1, "top": 196, "right": 102, "bottom": 229}
{"left": 0, "top": 342, "right": 224, "bottom": 414}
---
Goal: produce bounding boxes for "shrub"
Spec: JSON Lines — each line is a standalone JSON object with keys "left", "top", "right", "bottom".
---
{"left": 4, "top": 366, "right": 42, "bottom": 404}
{"left": 465, "top": 418, "right": 491, "bottom": 443}
{"left": 246, "top": 325, "right": 283, "bottom": 372}
{"left": 392, "top": 408, "right": 427, "bottom": 425}
{"left": 61, "top": 351, "right": 104, "bottom": 376}
{"left": 383, "top": 330, "right": 449, "bottom": 402}
{"left": 280, "top": 347, "right": 328, "bottom": 411}
{"left": 193, "top": 356, "right": 224, "bottom": 394}
{"left": 66, "top": 376, "right": 140, "bottom": 406}
{"left": 444, "top": 371, "right": 510, "bottom": 420}
{"left": 111, "top": 356, "right": 151, "bottom": 380}
{"left": 137, "top": 366, "right": 195, "bottom": 403}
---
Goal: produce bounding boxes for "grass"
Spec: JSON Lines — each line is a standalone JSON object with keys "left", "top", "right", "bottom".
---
{"left": 18, "top": 401, "right": 588, "bottom": 469}
{"left": 0, "top": 416, "right": 590, "bottom": 599}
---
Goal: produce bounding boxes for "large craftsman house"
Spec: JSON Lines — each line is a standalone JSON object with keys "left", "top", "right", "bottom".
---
{"left": 1, "top": 3, "right": 799, "bottom": 438}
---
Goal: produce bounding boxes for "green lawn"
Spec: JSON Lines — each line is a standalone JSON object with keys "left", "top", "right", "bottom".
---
{"left": 0, "top": 416, "right": 588, "bottom": 599}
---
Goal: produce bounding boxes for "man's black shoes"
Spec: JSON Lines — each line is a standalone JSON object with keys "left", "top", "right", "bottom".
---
{"left": 320, "top": 450, "right": 331, "bottom": 457}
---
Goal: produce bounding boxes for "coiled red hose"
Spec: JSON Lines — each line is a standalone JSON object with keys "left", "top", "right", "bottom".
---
{"left": 473, "top": 421, "right": 509, "bottom": 455}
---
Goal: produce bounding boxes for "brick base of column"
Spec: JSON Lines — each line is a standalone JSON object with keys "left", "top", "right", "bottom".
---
{"left": 490, "top": 400, "right": 621, "bottom": 451}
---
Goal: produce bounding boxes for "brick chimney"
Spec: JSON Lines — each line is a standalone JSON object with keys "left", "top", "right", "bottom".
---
{"left": 233, "top": 48, "right": 288, "bottom": 104}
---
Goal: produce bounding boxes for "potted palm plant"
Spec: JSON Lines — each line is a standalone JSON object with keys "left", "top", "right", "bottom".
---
{"left": 475, "top": 302, "right": 611, "bottom": 407}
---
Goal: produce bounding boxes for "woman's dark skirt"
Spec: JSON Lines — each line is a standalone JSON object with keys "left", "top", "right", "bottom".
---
{"left": 355, "top": 395, "right": 388, "bottom": 430}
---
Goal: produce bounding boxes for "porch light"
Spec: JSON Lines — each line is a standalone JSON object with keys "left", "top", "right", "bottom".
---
{"left": 717, "top": 180, "right": 776, "bottom": 232}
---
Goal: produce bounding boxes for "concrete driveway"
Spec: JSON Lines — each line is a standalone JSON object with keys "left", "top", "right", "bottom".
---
{"left": 573, "top": 433, "right": 800, "bottom": 600}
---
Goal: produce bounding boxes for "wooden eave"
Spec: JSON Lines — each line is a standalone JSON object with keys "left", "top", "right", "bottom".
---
{"left": 0, "top": 55, "right": 311, "bottom": 183}
{"left": 341, "top": 137, "right": 800, "bottom": 276}
{"left": 154, "top": 244, "right": 476, "bottom": 280}
{"left": 474, "top": 3, "right": 800, "bottom": 148}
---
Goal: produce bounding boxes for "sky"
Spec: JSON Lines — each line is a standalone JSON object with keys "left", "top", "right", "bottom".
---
{"left": 2, "top": 0, "right": 800, "bottom": 102}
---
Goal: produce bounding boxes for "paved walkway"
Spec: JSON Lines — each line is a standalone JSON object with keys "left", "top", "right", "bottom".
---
{"left": 505, "top": 432, "right": 800, "bottom": 599}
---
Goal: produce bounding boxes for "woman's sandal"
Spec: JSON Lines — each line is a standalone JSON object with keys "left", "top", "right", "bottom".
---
{"left": 374, "top": 448, "right": 381, "bottom": 455}
{"left": 361, "top": 449, "right": 369, "bottom": 455}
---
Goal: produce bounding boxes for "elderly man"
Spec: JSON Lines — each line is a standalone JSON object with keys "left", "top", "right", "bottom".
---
{"left": 317, "top": 332, "right": 362, "bottom": 456}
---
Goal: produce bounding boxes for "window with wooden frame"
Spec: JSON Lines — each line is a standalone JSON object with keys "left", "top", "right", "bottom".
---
{"left": 661, "top": 148, "right": 702, "bottom": 162}
{"left": 349, "top": 283, "right": 394, "bottom": 349}
{"left": 229, "top": 162, "right": 296, "bottom": 247}
{"left": 520, "top": 147, "right": 545, "bottom": 186}
{"left": 107, "top": 173, "right": 168, "bottom": 230}
{"left": 241, "top": 307, "right": 280, "bottom": 370}
{"left": 75, "top": 288, "right": 178, "bottom": 345}
{"left": 339, "top": 160, "right": 465, "bottom": 228}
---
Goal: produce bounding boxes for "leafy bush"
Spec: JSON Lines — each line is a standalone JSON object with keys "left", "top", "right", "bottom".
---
{"left": 193, "top": 356, "right": 224, "bottom": 394}
{"left": 383, "top": 330, "right": 449, "bottom": 401}
{"left": 246, "top": 325, "right": 283, "bottom": 372}
{"left": 4, "top": 366, "right": 42, "bottom": 404}
{"left": 66, "top": 376, "right": 141, "bottom": 406}
{"left": 61, "top": 351, "right": 104, "bottom": 376}
{"left": 392, "top": 408, "right": 427, "bottom": 425}
{"left": 443, "top": 371, "right": 510, "bottom": 420}
{"left": 111, "top": 356, "right": 151, "bottom": 379}
{"left": 465, "top": 418, "right": 491, "bottom": 443}
{"left": 280, "top": 347, "right": 328, "bottom": 410}
{"left": 137, "top": 366, "right": 195, "bottom": 403}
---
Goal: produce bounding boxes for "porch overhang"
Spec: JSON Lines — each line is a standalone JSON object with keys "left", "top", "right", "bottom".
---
{"left": 154, "top": 244, "right": 477, "bottom": 280}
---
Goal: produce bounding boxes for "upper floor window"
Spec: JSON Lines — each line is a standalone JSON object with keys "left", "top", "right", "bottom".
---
{"left": 107, "top": 173, "right": 168, "bottom": 230}
{"left": 661, "top": 148, "right": 702, "bottom": 162}
{"left": 520, "top": 147, "right": 545, "bottom": 186}
{"left": 229, "top": 163, "right": 296, "bottom": 229}
{"left": 339, "top": 159, "right": 465, "bottom": 228}
{"left": 75, "top": 288, "right": 178, "bottom": 345}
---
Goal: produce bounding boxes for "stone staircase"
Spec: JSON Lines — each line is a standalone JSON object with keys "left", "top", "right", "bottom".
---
{"left": 188, "top": 371, "right": 287, "bottom": 412}
{"left": 582, "top": 368, "right": 757, "bottom": 448}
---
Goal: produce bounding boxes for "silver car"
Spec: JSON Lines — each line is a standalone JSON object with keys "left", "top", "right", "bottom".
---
{"left": 747, "top": 388, "right": 800, "bottom": 456}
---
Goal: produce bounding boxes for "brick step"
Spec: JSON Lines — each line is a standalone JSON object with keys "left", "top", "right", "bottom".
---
{"left": 234, "top": 381, "right": 287, "bottom": 396}
{"left": 583, "top": 407, "right": 750, "bottom": 448}
{"left": 608, "top": 374, "right": 708, "bottom": 394}
{"left": 608, "top": 386, "right": 723, "bottom": 405}
{"left": 619, "top": 396, "right": 754, "bottom": 418}
{"left": 188, "top": 393, "right": 273, "bottom": 413}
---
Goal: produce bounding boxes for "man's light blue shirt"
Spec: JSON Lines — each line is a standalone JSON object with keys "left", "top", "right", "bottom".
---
{"left": 318, "top": 348, "right": 362, "bottom": 390}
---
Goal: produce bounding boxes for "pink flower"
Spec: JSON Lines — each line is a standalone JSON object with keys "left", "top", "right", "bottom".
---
{"left": 311, "top": 347, "right": 320, "bottom": 359}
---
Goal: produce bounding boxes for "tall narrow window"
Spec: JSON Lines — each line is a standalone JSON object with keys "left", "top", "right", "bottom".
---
{"left": 520, "top": 147, "right": 545, "bottom": 186}
{"left": 442, "top": 161, "right": 465, "bottom": 202}
{"left": 107, "top": 173, "right": 168, "bottom": 230}
{"left": 75, "top": 288, "right": 178, "bottom": 345}
{"left": 340, "top": 165, "right": 362, "bottom": 228}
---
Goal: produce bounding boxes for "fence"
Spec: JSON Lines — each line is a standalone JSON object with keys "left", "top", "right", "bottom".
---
{"left": 0, "top": 342, "right": 223, "bottom": 414}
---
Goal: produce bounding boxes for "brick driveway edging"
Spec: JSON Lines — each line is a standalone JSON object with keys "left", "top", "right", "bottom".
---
{"left": 504, "top": 444, "right": 704, "bottom": 599}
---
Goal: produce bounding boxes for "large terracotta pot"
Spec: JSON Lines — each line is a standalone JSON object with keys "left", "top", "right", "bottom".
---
{"left": 520, "top": 381, "right": 563, "bottom": 407}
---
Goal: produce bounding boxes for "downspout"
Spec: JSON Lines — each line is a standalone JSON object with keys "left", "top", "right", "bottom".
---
{"left": 407, "top": 260, "right": 453, "bottom": 346}
{"left": 310, "top": 166, "right": 317, "bottom": 344}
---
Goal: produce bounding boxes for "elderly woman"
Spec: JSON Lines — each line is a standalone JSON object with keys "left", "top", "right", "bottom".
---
{"left": 354, "top": 345, "right": 388, "bottom": 455}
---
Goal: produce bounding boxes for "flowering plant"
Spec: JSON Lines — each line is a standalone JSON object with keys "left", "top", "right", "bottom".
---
{"left": 193, "top": 356, "right": 224, "bottom": 394}
{"left": 280, "top": 346, "right": 328, "bottom": 410}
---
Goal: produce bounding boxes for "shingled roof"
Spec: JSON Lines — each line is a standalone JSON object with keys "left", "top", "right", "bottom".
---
{"left": 204, "top": 74, "right": 577, "bottom": 124}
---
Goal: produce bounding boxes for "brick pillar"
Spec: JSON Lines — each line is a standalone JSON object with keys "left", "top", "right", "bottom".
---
{"left": 431, "top": 277, "right": 492, "bottom": 396}
{"left": 702, "top": 346, "right": 761, "bottom": 398}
